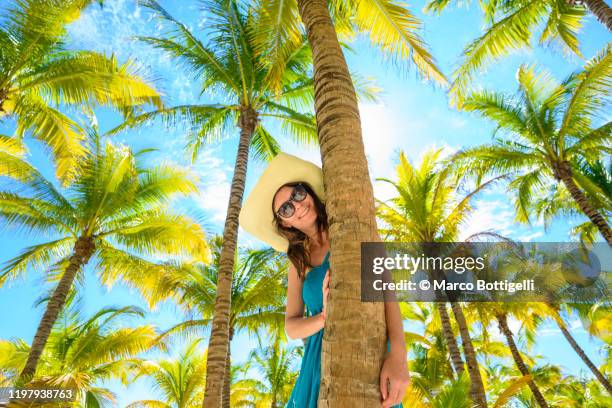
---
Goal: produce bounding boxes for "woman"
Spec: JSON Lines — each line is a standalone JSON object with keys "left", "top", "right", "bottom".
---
{"left": 239, "top": 153, "right": 409, "bottom": 407}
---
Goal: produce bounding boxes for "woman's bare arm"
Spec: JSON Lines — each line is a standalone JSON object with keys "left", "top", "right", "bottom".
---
{"left": 384, "top": 298, "right": 407, "bottom": 356}
{"left": 284, "top": 262, "right": 325, "bottom": 340}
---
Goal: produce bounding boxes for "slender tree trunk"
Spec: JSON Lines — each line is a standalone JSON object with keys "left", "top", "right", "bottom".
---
{"left": 554, "top": 160, "right": 612, "bottom": 245}
{"left": 496, "top": 313, "right": 550, "bottom": 408}
{"left": 556, "top": 316, "right": 612, "bottom": 393}
{"left": 296, "top": 0, "right": 386, "bottom": 405}
{"left": 581, "top": 0, "right": 612, "bottom": 32}
{"left": 16, "top": 236, "right": 95, "bottom": 384}
{"left": 203, "top": 108, "right": 256, "bottom": 407}
{"left": 449, "top": 302, "right": 488, "bottom": 408}
{"left": 222, "top": 327, "right": 234, "bottom": 408}
{"left": 436, "top": 302, "right": 465, "bottom": 377}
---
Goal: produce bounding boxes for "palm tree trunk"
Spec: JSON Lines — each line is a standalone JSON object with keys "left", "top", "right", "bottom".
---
{"left": 296, "top": 0, "right": 386, "bottom": 405}
{"left": 203, "top": 108, "right": 256, "bottom": 407}
{"left": 554, "top": 160, "right": 612, "bottom": 245}
{"left": 449, "top": 302, "right": 488, "bottom": 408}
{"left": 581, "top": 0, "right": 612, "bottom": 32}
{"left": 496, "top": 313, "right": 550, "bottom": 408}
{"left": 436, "top": 302, "right": 465, "bottom": 377}
{"left": 16, "top": 236, "right": 95, "bottom": 384}
{"left": 222, "top": 327, "right": 234, "bottom": 408}
{"left": 556, "top": 316, "right": 612, "bottom": 393}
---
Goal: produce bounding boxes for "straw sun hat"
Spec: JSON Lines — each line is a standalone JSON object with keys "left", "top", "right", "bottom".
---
{"left": 239, "top": 152, "right": 325, "bottom": 252}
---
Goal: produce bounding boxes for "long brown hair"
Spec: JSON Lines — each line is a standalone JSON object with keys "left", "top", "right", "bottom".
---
{"left": 272, "top": 181, "right": 328, "bottom": 280}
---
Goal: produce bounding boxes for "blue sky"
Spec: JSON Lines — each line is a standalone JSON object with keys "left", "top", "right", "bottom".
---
{"left": 0, "top": 0, "right": 610, "bottom": 405}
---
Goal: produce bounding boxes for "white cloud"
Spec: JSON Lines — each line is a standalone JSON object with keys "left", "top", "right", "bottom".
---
{"left": 459, "top": 199, "right": 517, "bottom": 240}
{"left": 192, "top": 147, "right": 233, "bottom": 224}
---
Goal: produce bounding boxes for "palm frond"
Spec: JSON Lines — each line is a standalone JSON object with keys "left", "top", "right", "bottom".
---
{"left": 250, "top": 125, "right": 281, "bottom": 162}
{"left": 261, "top": 101, "right": 317, "bottom": 145}
{"left": 0, "top": 237, "right": 74, "bottom": 286}
{"left": 109, "top": 213, "right": 209, "bottom": 261}
{"left": 13, "top": 51, "right": 162, "bottom": 109}
{"left": 252, "top": 0, "right": 304, "bottom": 94}
{"left": 538, "top": 1, "right": 585, "bottom": 57}
{"left": 462, "top": 90, "right": 527, "bottom": 134}
{"left": 352, "top": 0, "right": 447, "bottom": 85}
{"left": 0, "top": 191, "right": 72, "bottom": 237}
{"left": 13, "top": 92, "right": 86, "bottom": 183}
{"left": 559, "top": 45, "right": 612, "bottom": 139}
{"left": 451, "top": 0, "right": 549, "bottom": 106}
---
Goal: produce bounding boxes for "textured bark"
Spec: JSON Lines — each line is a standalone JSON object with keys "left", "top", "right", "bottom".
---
{"left": 449, "top": 302, "right": 487, "bottom": 408}
{"left": 296, "top": 0, "right": 387, "bottom": 406}
{"left": 497, "top": 313, "right": 550, "bottom": 408}
{"left": 557, "top": 317, "right": 612, "bottom": 393}
{"left": 17, "top": 236, "right": 95, "bottom": 384}
{"left": 222, "top": 327, "right": 234, "bottom": 408}
{"left": 203, "top": 108, "right": 256, "bottom": 407}
{"left": 436, "top": 302, "right": 465, "bottom": 377}
{"left": 553, "top": 160, "right": 612, "bottom": 245}
{"left": 582, "top": 0, "right": 612, "bottom": 32}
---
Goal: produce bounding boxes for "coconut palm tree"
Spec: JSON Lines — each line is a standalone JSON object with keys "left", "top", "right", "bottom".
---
{"left": 454, "top": 48, "right": 612, "bottom": 244}
{"left": 126, "top": 339, "right": 208, "bottom": 408}
{"left": 546, "top": 303, "right": 612, "bottom": 394}
{"left": 108, "top": 1, "right": 325, "bottom": 402}
{"left": 0, "top": 130, "right": 209, "bottom": 383}
{"left": 0, "top": 304, "right": 160, "bottom": 406}
{"left": 376, "top": 149, "right": 510, "bottom": 406}
{"left": 425, "top": 0, "right": 610, "bottom": 104}
{"left": 0, "top": 0, "right": 162, "bottom": 182}
{"left": 256, "top": 0, "right": 448, "bottom": 403}
{"left": 153, "top": 237, "right": 288, "bottom": 408}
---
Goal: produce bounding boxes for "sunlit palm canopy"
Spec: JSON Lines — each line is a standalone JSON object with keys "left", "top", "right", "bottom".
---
{"left": 0, "top": 0, "right": 162, "bottom": 182}
{"left": 427, "top": 0, "right": 587, "bottom": 106}
{"left": 256, "top": 0, "right": 448, "bottom": 85}
{"left": 109, "top": 0, "right": 332, "bottom": 162}
{"left": 0, "top": 130, "right": 209, "bottom": 307}
{"left": 126, "top": 339, "right": 208, "bottom": 408}
{"left": 0, "top": 304, "right": 160, "bottom": 406}
{"left": 238, "top": 337, "right": 299, "bottom": 408}
{"left": 376, "top": 149, "right": 506, "bottom": 242}
{"left": 452, "top": 47, "right": 611, "bottom": 224}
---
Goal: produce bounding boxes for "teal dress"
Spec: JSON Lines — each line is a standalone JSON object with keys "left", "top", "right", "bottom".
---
{"left": 286, "top": 251, "right": 403, "bottom": 408}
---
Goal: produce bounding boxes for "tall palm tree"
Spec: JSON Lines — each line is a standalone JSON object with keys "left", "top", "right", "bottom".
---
{"left": 110, "top": 2, "right": 323, "bottom": 403}
{"left": 126, "top": 339, "right": 209, "bottom": 408}
{"left": 425, "top": 0, "right": 610, "bottom": 104}
{"left": 0, "top": 0, "right": 162, "bottom": 182}
{"left": 377, "top": 149, "right": 509, "bottom": 407}
{"left": 153, "top": 237, "right": 288, "bottom": 408}
{"left": 478, "top": 303, "right": 552, "bottom": 408}
{"left": 0, "top": 130, "right": 209, "bottom": 383}
{"left": 454, "top": 49, "right": 612, "bottom": 244}
{"left": 258, "top": 0, "right": 448, "bottom": 403}
{"left": 0, "top": 304, "right": 160, "bottom": 406}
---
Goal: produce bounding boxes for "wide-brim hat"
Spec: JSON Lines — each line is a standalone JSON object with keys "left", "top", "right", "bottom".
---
{"left": 239, "top": 152, "right": 325, "bottom": 252}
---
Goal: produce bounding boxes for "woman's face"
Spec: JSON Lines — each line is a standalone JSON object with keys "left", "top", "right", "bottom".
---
{"left": 273, "top": 185, "right": 317, "bottom": 230}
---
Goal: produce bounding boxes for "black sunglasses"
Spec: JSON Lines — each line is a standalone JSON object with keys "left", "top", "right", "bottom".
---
{"left": 276, "top": 184, "right": 308, "bottom": 218}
